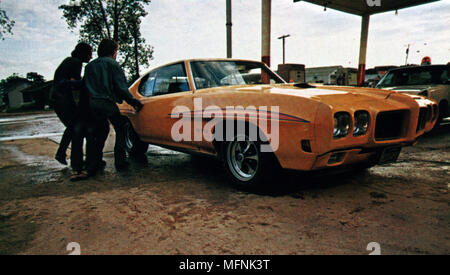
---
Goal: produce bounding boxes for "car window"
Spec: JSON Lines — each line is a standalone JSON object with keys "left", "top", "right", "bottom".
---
{"left": 443, "top": 69, "right": 450, "bottom": 84}
{"left": 138, "top": 63, "right": 189, "bottom": 97}
{"left": 377, "top": 66, "right": 450, "bottom": 87}
{"left": 190, "top": 61, "right": 284, "bottom": 90}
{"left": 138, "top": 72, "right": 156, "bottom": 97}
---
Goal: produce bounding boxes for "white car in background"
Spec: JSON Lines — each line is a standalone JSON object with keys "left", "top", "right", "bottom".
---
{"left": 376, "top": 64, "right": 450, "bottom": 124}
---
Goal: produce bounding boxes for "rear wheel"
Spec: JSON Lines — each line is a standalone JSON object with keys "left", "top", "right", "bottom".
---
{"left": 124, "top": 120, "right": 149, "bottom": 158}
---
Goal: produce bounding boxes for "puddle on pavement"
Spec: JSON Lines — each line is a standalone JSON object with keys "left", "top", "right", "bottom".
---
{"left": 0, "top": 133, "right": 63, "bottom": 142}
{"left": 2, "top": 143, "right": 65, "bottom": 185}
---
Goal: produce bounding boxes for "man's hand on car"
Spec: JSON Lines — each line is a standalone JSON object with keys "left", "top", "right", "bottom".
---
{"left": 131, "top": 99, "right": 144, "bottom": 112}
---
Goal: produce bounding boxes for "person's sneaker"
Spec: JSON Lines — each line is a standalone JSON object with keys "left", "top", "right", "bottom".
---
{"left": 115, "top": 160, "right": 130, "bottom": 171}
{"left": 55, "top": 153, "right": 68, "bottom": 165}
{"left": 70, "top": 170, "right": 89, "bottom": 182}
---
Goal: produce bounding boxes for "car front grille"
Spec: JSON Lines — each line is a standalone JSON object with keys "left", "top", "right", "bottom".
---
{"left": 375, "top": 110, "right": 407, "bottom": 140}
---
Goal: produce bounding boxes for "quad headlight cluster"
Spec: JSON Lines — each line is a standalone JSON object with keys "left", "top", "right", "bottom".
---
{"left": 353, "top": 111, "right": 370, "bottom": 136}
{"left": 333, "top": 111, "right": 370, "bottom": 139}
{"left": 333, "top": 112, "right": 351, "bottom": 138}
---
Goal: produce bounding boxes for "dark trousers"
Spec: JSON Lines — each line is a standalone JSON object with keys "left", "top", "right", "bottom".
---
{"left": 53, "top": 96, "right": 78, "bottom": 157}
{"left": 70, "top": 121, "right": 90, "bottom": 172}
{"left": 71, "top": 118, "right": 109, "bottom": 172}
{"left": 90, "top": 99, "right": 128, "bottom": 166}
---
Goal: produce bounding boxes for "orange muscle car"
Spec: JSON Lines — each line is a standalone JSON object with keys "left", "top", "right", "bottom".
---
{"left": 119, "top": 59, "right": 438, "bottom": 188}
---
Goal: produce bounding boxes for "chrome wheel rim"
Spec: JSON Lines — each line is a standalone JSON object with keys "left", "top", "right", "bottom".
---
{"left": 124, "top": 123, "right": 133, "bottom": 151}
{"left": 227, "top": 137, "right": 259, "bottom": 182}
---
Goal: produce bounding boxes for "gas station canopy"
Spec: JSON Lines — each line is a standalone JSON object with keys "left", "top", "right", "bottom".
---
{"left": 292, "top": 0, "right": 440, "bottom": 85}
{"left": 293, "top": 0, "right": 439, "bottom": 16}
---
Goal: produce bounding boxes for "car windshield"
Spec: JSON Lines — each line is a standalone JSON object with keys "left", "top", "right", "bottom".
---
{"left": 377, "top": 66, "right": 449, "bottom": 88}
{"left": 190, "top": 60, "right": 285, "bottom": 90}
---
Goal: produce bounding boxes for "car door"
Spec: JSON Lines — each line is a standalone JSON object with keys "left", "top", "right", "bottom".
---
{"left": 133, "top": 62, "right": 196, "bottom": 150}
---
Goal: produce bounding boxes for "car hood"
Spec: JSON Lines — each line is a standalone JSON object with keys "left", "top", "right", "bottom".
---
{"left": 233, "top": 84, "right": 407, "bottom": 107}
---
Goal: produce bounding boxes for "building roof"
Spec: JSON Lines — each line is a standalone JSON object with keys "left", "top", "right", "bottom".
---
{"left": 306, "top": 66, "right": 343, "bottom": 70}
{"left": 293, "top": 0, "right": 440, "bottom": 16}
{"left": 20, "top": 81, "right": 53, "bottom": 94}
{"left": 1, "top": 78, "right": 29, "bottom": 92}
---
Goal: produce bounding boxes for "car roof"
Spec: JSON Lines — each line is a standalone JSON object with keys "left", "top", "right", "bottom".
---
{"left": 388, "top": 64, "right": 449, "bottom": 72}
{"left": 183, "top": 58, "right": 264, "bottom": 63}
{"left": 148, "top": 58, "right": 266, "bottom": 72}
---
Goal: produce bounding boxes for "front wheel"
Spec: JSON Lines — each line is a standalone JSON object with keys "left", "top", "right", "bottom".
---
{"left": 222, "top": 134, "right": 276, "bottom": 189}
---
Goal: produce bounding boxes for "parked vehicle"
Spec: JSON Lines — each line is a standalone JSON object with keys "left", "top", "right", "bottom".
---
{"left": 376, "top": 65, "right": 450, "bottom": 123}
{"left": 119, "top": 59, "right": 438, "bottom": 188}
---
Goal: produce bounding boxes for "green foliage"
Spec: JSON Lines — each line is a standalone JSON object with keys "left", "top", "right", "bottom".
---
{"left": 0, "top": 73, "right": 23, "bottom": 91}
{"left": 59, "top": 0, "right": 154, "bottom": 80}
{"left": 26, "top": 72, "right": 45, "bottom": 85}
{"left": 0, "top": 7, "right": 15, "bottom": 40}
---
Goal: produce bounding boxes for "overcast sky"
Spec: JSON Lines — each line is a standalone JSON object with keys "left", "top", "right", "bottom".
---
{"left": 0, "top": 0, "right": 449, "bottom": 80}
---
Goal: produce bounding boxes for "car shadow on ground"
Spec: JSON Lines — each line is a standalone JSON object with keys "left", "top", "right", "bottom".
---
{"left": 422, "top": 122, "right": 450, "bottom": 137}
{"left": 187, "top": 154, "right": 372, "bottom": 197}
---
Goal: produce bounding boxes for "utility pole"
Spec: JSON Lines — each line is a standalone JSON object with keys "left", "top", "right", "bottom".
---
{"left": 226, "top": 0, "right": 232, "bottom": 58}
{"left": 261, "top": 0, "right": 271, "bottom": 66}
{"left": 278, "top": 34, "right": 290, "bottom": 64}
{"left": 405, "top": 44, "right": 410, "bottom": 65}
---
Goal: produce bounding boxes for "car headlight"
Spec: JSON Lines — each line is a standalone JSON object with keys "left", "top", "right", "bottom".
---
{"left": 353, "top": 111, "right": 370, "bottom": 136}
{"left": 333, "top": 112, "right": 351, "bottom": 139}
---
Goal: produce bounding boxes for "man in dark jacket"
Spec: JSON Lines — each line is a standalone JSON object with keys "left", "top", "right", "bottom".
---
{"left": 70, "top": 85, "right": 110, "bottom": 180}
{"left": 51, "top": 42, "right": 92, "bottom": 168}
{"left": 84, "top": 39, "right": 143, "bottom": 171}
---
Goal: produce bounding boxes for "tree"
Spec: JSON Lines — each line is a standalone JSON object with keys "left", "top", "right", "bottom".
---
{"left": 59, "top": 0, "right": 154, "bottom": 81}
{"left": 0, "top": 6, "right": 15, "bottom": 40}
{"left": 26, "top": 72, "right": 45, "bottom": 85}
{"left": 0, "top": 73, "right": 22, "bottom": 91}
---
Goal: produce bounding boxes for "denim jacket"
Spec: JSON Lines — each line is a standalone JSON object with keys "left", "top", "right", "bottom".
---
{"left": 84, "top": 57, "right": 134, "bottom": 104}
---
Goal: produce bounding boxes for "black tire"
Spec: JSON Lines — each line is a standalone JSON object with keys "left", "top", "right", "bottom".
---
{"left": 433, "top": 101, "right": 449, "bottom": 131}
{"left": 438, "top": 101, "right": 449, "bottom": 122}
{"left": 124, "top": 120, "right": 149, "bottom": 157}
{"left": 221, "top": 132, "right": 278, "bottom": 190}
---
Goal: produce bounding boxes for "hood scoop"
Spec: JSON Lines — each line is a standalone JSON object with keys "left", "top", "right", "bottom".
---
{"left": 294, "top": 82, "right": 316, "bottom": 89}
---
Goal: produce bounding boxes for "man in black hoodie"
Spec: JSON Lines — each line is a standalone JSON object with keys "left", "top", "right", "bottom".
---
{"left": 51, "top": 42, "right": 92, "bottom": 169}
{"left": 84, "top": 39, "right": 143, "bottom": 171}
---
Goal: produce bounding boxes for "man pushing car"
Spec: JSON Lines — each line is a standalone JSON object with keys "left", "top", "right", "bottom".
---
{"left": 84, "top": 38, "right": 144, "bottom": 172}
